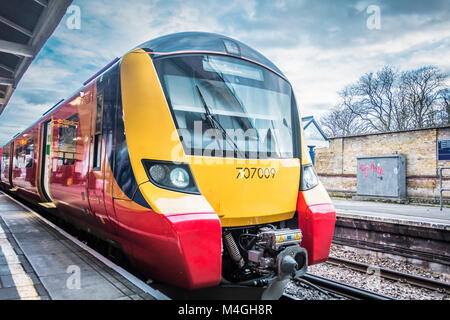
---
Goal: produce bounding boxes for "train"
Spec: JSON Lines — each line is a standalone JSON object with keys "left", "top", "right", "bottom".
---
{"left": 0, "top": 32, "right": 336, "bottom": 299}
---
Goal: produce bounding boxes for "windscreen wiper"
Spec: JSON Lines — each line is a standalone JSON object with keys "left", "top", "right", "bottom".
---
{"left": 195, "top": 85, "right": 245, "bottom": 158}
{"left": 214, "top": 71, "right": 260, "bottom": 140}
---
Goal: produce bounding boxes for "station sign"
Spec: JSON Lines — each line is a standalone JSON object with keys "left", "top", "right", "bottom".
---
{"left": 437, "top": 140, "right": 450, "bottom": 161}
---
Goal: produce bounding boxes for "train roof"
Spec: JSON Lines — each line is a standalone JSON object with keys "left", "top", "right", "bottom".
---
{"left": 0, "top": 60, "right": 120, "bottom": 148}
{"left": 136, "top": 32, "right": 285, "bottom": 77}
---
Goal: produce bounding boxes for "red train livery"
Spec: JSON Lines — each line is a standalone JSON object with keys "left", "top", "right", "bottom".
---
{"left": 0, "top": 32, "right": 336, "bottom": 298}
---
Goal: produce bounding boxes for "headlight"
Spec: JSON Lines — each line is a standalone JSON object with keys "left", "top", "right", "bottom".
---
{"left": 170, "top": 167, "right": 190, "bottom": 188}
{"left": 300, "top": 164, "right": 319, "bottom": 191}
{"left": 142, "top": 160, "right": 200, "bottom": 194}
{"left": 149, "top": 164, "right": 167, "bottom": 183}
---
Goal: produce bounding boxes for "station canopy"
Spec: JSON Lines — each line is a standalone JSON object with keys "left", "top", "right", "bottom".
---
{"left": 0, "top": 0, "right": 72, "bottom": 116}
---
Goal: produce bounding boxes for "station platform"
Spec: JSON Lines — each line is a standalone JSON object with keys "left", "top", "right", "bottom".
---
{"left": 331, "top": 198, "right": 450, "bottom": 269}
{"left": 0, "top": 191, "right": 169, "bottom": 300}
{"left": 332, "top": 198, "right": 450, "bottom": 230}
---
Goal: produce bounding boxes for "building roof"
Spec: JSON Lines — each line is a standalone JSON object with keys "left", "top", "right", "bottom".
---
{"left": 0, "top": 0, "right": 73, "bottom": 116}
{"left": 301, "top": 116, "right": 329, "bottom": 141}
{"left": 329, "top": 124, "right": 450, "bottom": 139}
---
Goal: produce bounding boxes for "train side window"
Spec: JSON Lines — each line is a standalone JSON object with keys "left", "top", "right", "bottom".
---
{"left": 15, "top": 145, "right": 24, "bottom": 168}
{"left": 57, "top": 114, "right": 79, "bottom": 166}
{"left": 25, "top": 139, "right": 34, "bottom": 168}
{"left": 0, "top": 151, "right": 3, "bottom": 172}
{"left": 1, "top": 148, "right": 9, "bottom": 171}
{"left": 92, "top": 94, "right": 103, "bottom": 171}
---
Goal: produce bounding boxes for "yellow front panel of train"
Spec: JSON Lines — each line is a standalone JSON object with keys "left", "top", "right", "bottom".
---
{"left": 188, "top": 156, "right": 300, "bottom": 227}
{"left": 120, "top": 49, "right": 303, "bottom": 225}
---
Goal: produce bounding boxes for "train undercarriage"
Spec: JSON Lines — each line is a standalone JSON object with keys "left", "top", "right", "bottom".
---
{"left": 221, "top": 220, "right": 308, "bottom": 299}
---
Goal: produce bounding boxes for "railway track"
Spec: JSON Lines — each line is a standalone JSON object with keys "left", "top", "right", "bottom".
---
{"left": 327, "top": 256, "right": 450, "bottom": 293}
{"left": 294, "top": 273, "right": 393, "bottom": 300}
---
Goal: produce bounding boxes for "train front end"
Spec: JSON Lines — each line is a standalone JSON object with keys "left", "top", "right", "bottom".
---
{"left": 118, "top": 32, "right": 336, "bottom": 297}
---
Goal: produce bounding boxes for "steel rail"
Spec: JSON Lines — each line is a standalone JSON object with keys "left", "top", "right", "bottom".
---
{"left": 280, "top": 293, "right": 300, "bottom": 300}
{"left": 327, "top": 256, "right": 450, "bottom": 292}
{"left": 300, "top": 273, "right": 393, "bottom": 300}
{"left": 331, "top": 237, "right": 450, "bottom": 267}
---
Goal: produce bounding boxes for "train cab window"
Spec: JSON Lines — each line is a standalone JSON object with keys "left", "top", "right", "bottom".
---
{"left": 57, "top": 114, "right": 79, "bottom": 166}
{"left": 154, "top": 55, "right": 294, "bottom": 159}
{"left": 92, "top": 94, "right": 103, "bottom": 171}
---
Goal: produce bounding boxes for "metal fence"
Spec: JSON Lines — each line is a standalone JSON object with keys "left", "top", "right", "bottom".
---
{"left": 439, "top": 167, "right": 450, "bottom": 210}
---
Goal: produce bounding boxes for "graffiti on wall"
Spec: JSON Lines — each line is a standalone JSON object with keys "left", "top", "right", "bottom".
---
{"left": 359, "top": 162, "right": 384, "bottom": 178}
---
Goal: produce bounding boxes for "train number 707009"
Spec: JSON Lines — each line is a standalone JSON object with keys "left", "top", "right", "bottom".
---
{"left": 236, "top": 167, "right": 277, "bottom": 179}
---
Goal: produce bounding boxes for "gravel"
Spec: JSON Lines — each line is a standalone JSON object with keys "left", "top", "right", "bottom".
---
{"left": 284, "top": 279, "right": 347, "bottom": 300}
{"left": 329, "top": 244, "right": 450, "bottom": 283}
{"left": 303, "top": 244, "right": 450, "bottom": 300}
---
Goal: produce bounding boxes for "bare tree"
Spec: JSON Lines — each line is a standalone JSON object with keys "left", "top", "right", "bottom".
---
{"left": 400, "top": 66, "right": 447, "bottom": 128}
{"left": 395, "top": 87, "right": 413, "bottom": 130}
{"left": 320, "top": 65, "right": 449, "bottom": 137}
{"left": 319, "top": 104, "right": 366, "bottom": 137}
{"left": 329, "top": 65, "right": 449, "bottom": 136}
{"left": 436, "top": 88, "right": 450, "bottom": 125}
{"left": 340, "top": 66, "right": 401, "bottom": 132}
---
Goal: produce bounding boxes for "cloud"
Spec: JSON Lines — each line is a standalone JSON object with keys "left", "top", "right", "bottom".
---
{"left": 0, "top": 95, "right": 49, "bottom": 144}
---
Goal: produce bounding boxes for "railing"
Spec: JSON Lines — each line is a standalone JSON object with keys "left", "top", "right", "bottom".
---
{"left": 439, "top": 167, "right": 450, "bottom": 211}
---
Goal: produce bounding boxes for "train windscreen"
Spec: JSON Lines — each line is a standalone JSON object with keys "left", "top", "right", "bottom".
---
{"left": 154, "top": 54, "right": 294, "bottom": 159}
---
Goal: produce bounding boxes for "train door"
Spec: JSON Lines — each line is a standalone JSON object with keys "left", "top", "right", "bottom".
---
{"left": 0, "top": 147, "right": 3, "bottom": 184}
{"left": 40, "top": 120, "right": 53, "bottom": 202}
{"left": 1, "top": 145, "right": 11, "bottom": 187}
{"left": 87, "top": 86, "right": 108, "bottom": 227}
{"left": 8, "top": 142, "right": 14, "bottom": 188}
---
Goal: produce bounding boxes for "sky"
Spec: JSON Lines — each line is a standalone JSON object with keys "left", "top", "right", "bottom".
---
{"left": 0, "top": 0, "right": 449, "bottom": 145}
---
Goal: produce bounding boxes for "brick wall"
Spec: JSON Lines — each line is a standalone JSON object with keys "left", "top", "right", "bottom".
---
{"left": 314, "top": 126, "right": 450, "bottom": 203}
